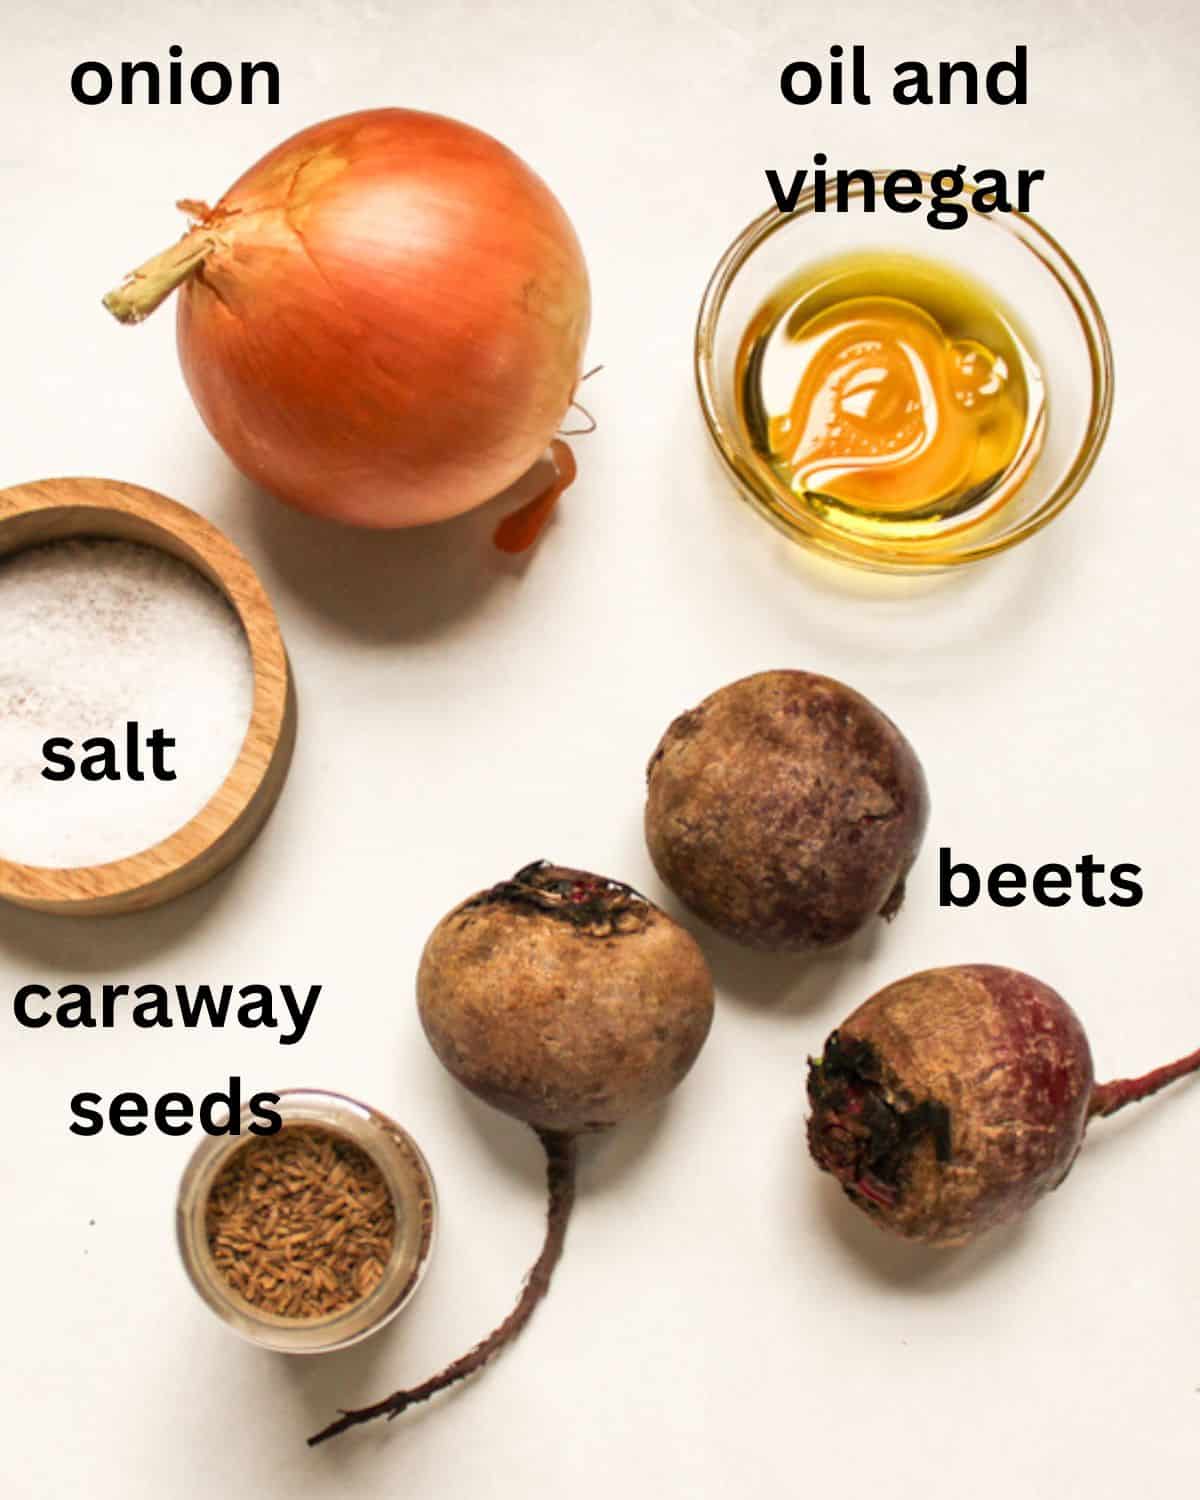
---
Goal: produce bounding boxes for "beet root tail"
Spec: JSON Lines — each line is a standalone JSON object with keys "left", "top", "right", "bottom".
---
{"left": 1089, "top": 1045, "right": 1200, "bottom": 1119}
{"left": 307, "top": 1128, "right": 577, "bottom": 1447}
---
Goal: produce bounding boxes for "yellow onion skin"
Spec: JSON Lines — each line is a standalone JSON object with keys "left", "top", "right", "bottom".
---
{"left": 176, "top": 109, "right": 590, "bottom": 528}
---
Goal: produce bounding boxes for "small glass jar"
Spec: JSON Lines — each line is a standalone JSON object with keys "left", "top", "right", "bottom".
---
{"left": 176, "top": 1089, "right": 436, "bottom": 1353}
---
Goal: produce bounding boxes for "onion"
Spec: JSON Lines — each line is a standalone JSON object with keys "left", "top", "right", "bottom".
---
{"left": 104, "top": 109, "right": 591, "bottom": 530}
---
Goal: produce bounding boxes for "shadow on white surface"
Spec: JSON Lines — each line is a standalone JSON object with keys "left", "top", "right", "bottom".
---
{"left": 271, "top": 1311, "right": 450, "bottom": 1465}
{"left": 698, "top": 915, "right": 891, "bottom": 1014}
{"left": 444, "top": 1069, "right": 673, "bottom": 1196}
{"left": 809, "top": 1169, "right": 1032, "bottom": 1291}
{"left": 1073, "top": 1079, "right": 1200, "bottom": 1163}
{"left": 692, "top": 405, "right": 1081, "bottom": 668}
{"left": 0, "top": 851, "right": 243, "bottom": 967}
{"left": 578, "top": 1096, "right": 674, "bottom": 1196}
{"left": 225, "top": 454, "right": 562, "bottom": 642}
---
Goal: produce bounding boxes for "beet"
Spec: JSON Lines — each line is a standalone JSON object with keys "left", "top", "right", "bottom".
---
{"left": 644, "top": 670, "right": 928, "bottom": 952}
{"left": 807, "top": 964, "right": 1200, "bottom": 1246}
{"left": 310, "top": 861, "right": 713, "bottom": 1444}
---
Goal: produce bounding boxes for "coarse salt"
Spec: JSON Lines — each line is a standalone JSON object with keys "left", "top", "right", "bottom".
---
{"left": 0, "top": 539, "right": 254, "bottom": 867}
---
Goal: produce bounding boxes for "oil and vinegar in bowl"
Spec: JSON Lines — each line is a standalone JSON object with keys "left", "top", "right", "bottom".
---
{"left": 736, "top": 252, "right": 1045, "bottom": 549}
{"left": 696, "top": 186, "right": 1113, "bottom": 572}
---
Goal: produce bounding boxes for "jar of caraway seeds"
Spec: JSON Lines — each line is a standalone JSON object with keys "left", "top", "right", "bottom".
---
{"left": 176, "top": 1089, "right": 436, "bottom": 1353}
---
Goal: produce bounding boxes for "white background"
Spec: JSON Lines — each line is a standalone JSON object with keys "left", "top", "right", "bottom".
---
{"left": 2, "top": 3, "right": 1198, "bottom": 1496}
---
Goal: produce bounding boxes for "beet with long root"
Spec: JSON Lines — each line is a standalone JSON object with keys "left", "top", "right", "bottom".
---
{"left": 310, "top": 861, "right": 714, "bottom": 1445}
{"left": 644, "top": 670, "right": 928, "bottom": 952}
{"left": 807, "top": 963, "right": 1200, "bottom": 1247}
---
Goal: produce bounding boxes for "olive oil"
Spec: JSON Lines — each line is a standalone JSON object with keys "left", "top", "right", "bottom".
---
{"left": 736, "top": 252, "right": 1045, "bottom": 547}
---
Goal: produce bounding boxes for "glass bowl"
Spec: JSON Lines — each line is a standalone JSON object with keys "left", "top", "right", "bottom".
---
{"left": 177, "top": 1089, "right": 436, "bottom": 1354}
{"left": 695, "top": 173, "right": 1113, "bottom": 572}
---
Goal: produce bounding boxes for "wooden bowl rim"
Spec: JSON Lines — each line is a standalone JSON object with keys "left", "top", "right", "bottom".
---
{"left": 0, "top": 477, "right": 293, "bottom": 912}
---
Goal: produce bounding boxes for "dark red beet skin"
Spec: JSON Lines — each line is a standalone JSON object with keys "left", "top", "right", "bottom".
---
{"left": 807, "top": 964, "right": 1200, "bottom": 1247}
{"left": 645, "top": 671, "right": 929, "bottom": 953}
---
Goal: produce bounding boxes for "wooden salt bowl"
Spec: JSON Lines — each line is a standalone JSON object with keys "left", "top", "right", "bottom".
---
{"left": 0, "top": 478, "right": 296, "bottom": 915}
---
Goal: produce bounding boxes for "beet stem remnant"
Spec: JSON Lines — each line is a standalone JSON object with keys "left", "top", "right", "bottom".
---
{"left": 307, "top": 1129, "right": 576, "bottom": 1447}
{"left": 1089, "top": 1046, "right": 1200, "bottom": 1119}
